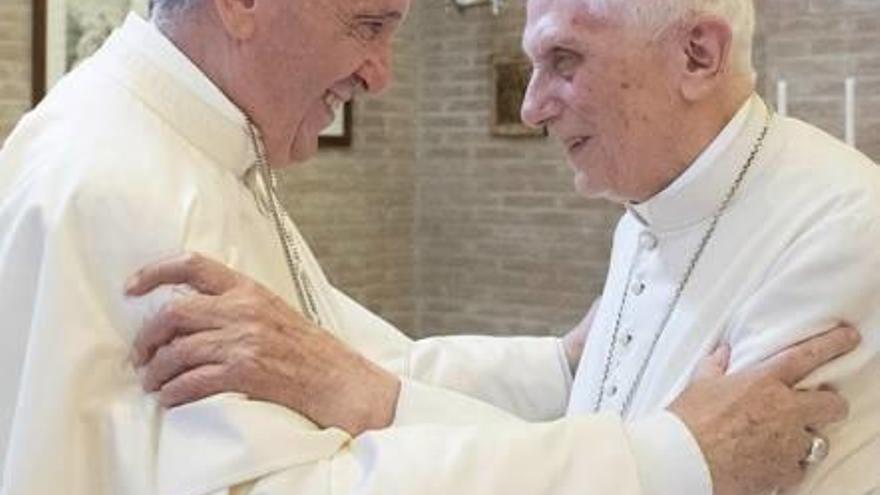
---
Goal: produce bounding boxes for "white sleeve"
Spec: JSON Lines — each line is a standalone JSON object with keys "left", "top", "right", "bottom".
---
{"left": 222, "top": 379, "right": 709, "bottom": 495}
{"left": 626, "top": 411, "right": 713, "bottom": 495}
{"left": 405, "top": 335, "right": 573, "bottom": 420}
{"left": 330, "top": 287, "right": 572, "bottom": 421}
{"left": 726, "top": 215, "right": 880, "bottom": 495}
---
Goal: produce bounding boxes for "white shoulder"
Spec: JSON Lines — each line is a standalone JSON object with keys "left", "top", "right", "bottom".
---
{"left": 771, "top": 116, "right": 880, "bottom": 224}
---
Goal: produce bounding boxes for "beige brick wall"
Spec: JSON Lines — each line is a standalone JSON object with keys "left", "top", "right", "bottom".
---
{"left": 757, "top": 1, "right": 880, "bottom": 158}
{"left": 0, "top": 0, "right": 31, "bottom": 144}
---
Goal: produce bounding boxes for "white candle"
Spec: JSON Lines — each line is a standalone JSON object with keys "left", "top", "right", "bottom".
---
{"left": 776, "top": 80, "right": 788, "bottom": 117}
{"left": 492, "top": 0, "right": 500, "bottom": 15}
{"left": 845, "top": 77, "right": 856, "bottom": 147}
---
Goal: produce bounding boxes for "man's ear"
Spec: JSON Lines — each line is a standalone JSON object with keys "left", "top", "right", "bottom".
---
{"left": 213, "top": 0, "right": 258, "bottom": 40}
{"left": 678, "top": 16, "right": 733, "bottom": 102}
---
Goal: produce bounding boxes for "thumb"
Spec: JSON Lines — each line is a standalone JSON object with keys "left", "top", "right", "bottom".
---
{"left": 692, "top": 344, "right": 731, "bottom": 382}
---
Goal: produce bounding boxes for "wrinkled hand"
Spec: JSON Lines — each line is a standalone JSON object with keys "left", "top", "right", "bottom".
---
{"left": 669, "top": 326, "right": 858, "bottom": 495}
{"left": 562, "top": 298, "right": 600, "bottom": 374}
{"left": 125, "top": 252, "right": 400, "bottom": 436}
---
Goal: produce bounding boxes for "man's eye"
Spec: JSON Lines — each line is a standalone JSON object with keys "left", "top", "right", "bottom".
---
{"left": 355, "top": 21, "right": 385, "bottom": 41}
{"left": 552, "top": 51, "right": 580, "bottom": 77}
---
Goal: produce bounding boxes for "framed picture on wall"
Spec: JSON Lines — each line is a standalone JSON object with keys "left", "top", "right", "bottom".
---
{"left": 31, "top": 0, "right": 150, "bottom": 105}
{"left": 489, "top": 55, "right": 544, "bottom": 137}
{"left": 319, "top": 101, "right": 353, "bottom": 148}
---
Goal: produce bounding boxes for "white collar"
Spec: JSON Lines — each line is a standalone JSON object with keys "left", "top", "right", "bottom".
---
{"left": 98, "top": 14, "right": 255, "bottom": 178}
{"left": 628, "top": 95, "right": 769, "bottom": 231}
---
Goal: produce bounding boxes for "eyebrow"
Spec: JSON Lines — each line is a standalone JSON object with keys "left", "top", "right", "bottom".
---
{"left": 524, "top": 32, "right": 580, "bottom": 59}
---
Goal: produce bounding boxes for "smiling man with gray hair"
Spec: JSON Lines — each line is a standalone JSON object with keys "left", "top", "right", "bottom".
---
{"left": 1, "top": 0, "right": 876, "bottom": 495}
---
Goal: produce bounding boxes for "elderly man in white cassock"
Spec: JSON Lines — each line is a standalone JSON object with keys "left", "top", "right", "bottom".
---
{"left": 517, "top": 0, "right": 880, "bottom": 493}
{"left": 0, "top": 0, "right": 866, "bottom": 493}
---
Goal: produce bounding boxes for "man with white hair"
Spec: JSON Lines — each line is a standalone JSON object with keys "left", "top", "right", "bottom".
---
{"left": 0, "top": 0, "right": 867, "bottom": 495}
{"left": 517, "top": 0, "right": 880, "bottom": 493}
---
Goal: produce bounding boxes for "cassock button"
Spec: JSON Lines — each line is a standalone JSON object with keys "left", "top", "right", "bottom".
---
{"left": 606, "top": 384, "right": 619, "bottom": 398}
{"left": 639, "top": 231, "right": 658, "bottom": 251}
{"left": 631, "top": 280, "right": 646, "bottom": 296}
{"left": 620, "top": 332, "right": 634, "bottom": 348}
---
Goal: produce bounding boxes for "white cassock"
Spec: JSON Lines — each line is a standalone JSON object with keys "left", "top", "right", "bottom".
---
{"left": 568, "top": 96, "right": 880, "bottom": 495}
{"left": 0, "top": 14, "right": 707, "bottom": 495}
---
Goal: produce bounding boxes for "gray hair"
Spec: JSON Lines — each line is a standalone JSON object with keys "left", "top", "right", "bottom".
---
{"left": 585, "top": 0, "right": 756, "bottom": 77}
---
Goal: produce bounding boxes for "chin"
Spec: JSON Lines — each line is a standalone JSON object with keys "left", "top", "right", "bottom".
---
{"left": 265, "top": 153, "right": 299, "bottom": 169}
{"left": 287, "top": 139, "right": 320, "bottom": 165}
{"left": 574, "top": 175, "right": 620, "bottom": 203}
{"left": 573, "top": 173, "right": 600, "bottom": 199}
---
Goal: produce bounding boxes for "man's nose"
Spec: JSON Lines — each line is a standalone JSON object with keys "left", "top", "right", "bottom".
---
{"left": 520, "top": 73, "right": 559, "bottom": 129}
{"left": 357, "top": 44, "right": 394, "bottom": 95}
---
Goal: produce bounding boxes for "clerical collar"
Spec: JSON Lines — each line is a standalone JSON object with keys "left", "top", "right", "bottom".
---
{"left": 627, "top": 95, "right": 769, "bottom": 231}
{"left": 98, "top": 14, "right": 254, "bottom": 178}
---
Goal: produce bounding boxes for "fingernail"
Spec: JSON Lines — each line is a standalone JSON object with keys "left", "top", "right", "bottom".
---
{"left": 847, "top": 327, "right": 861, "bottom": 343}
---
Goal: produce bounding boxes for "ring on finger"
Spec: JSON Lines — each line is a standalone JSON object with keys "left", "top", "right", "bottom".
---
{"left": 802, "top": 433, "right": 830, "bottom": 466}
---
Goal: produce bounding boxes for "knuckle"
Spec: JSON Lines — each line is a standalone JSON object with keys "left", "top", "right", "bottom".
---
{"left": 182, "top": 251, "right": 203, "bottom": 269}
{"left": 238, "top": 299, "right": 261, "bottom": 321}
{"left": 193, "top": 370, "right": 219, "bottom": 393}
{"left": 173, "top": 374, "right": 209, "bottom": 402}
{"left": 220, "top": 360, "right": 238, "bottom": 377}
{"left": 218, "top": 362, "right": 243, "bottom": 389}
{"left": 229, "top": 345, "right": 257, "bottom": 372}
{"left": 158, "top": 383, "right": 185, "bottom": 408}
{"left": 161, "top": 300, "right": 186, "bottom": 326}
{"left": 168, "top": 337, "right": 190, "bottom": 364}
{"left": 822, "top": 394, "right": 849, "bottom": 421}
{"left": 803, "top": 344, "right": 821, "bottom": 362}
{"left": 153, "top": 342, "right": 172, "bottom": 367}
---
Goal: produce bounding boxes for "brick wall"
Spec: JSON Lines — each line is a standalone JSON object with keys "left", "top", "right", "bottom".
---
{"left": 757, "top": 1, "right": 880, "bottom": 159}
{"left": 0, "top": 0, "right": 31, "bottom": 144}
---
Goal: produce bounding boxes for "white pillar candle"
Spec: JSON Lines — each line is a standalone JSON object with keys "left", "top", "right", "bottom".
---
{"left": 776, "top": 80, "right": 788, "bottom": 117}
{"left": 492, "top": 0, "right": 501, "bottom": 15}
{"left": 845, "top": 77, "right": 856, "bottom": 147}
